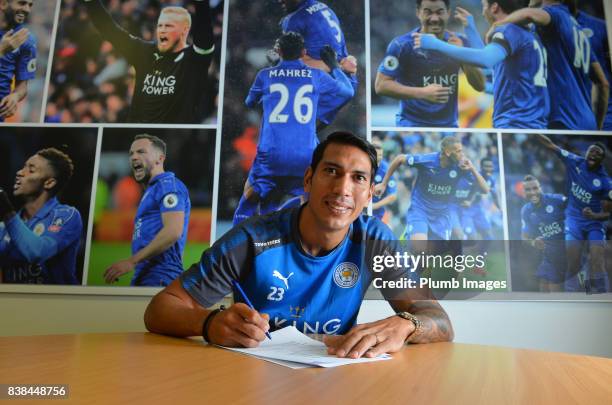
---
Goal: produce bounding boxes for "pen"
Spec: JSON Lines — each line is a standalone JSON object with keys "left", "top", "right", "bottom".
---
{"left": 232, "top": 280, "right": 272, "bottom": 340}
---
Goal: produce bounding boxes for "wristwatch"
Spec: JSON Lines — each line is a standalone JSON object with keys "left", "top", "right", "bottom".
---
{"left": 396, "top": 311, "right": 422, "bottom": 342}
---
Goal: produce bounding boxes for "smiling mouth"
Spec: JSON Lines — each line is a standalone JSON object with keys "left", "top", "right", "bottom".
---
{"left": 325, "top": 199, "right": 353, "bottom": 215}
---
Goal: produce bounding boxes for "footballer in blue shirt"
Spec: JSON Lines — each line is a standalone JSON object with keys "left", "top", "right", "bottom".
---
{"left": 145, "top": 132, "right": 453, "bottom": 355}
{"left": 233, "top": 32, "right": 354, "bottom": 225}
{"left": 537, "top": 134, "right": 612, "bottom": 293}
{"left": 413, "top": 0, "right": 550, "bottom": 129}
{"left": 376, "top": 136, "right": 490, "bottom": 242}
{"left": 520, "top": 175, "right": 568, "bottom": 292}
{"left": 104, "top": 135, "right": 191, "bottom": 287}
{"left": 372, "top": 138, "right": 397, "bottom": 223}
{"left": 0, "top": 0, "right": 37, "bottom": 122}
{"left": 279, "top": 0, "right": 358, "bottom": 126}
{"left": 0, "top": 148, "right": 82, "bottom": 285}
{"left": 494, "top": 0, "right": 609, "bottom": 130}
{"left": 375, "top": 0, "right": 485, "bottom": 128}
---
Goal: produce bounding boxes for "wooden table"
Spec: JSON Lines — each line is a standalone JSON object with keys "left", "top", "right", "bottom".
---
{"left": 1, "top": 333, "right": 611, "bottom": 404}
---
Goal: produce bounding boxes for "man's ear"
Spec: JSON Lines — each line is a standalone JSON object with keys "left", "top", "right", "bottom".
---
{"left": 43, "top": 177, "right": 57, "bottom": 193}
{"left": 368, "top": 181, "right": 374, "bottom": 202}
{"left": 303, "top": 166, "right": 313, "bottom": 193}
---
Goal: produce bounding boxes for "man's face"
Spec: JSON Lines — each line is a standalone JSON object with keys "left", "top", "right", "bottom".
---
{"left": 278, "top": 0, "right": 301, "bottom": 14}
{"left": 585, "top": 145, "right": 605, "bottom": 170}
{"left": 482, "top": 160, "right": 494, "bottom": 175}
{"left": 481, "top": 0, "right": 494, "bottom": 25}
{"left": 373, "top": 142, "right": 383, "bottom": 165}
{"left": 443, "top": 141, "right": 464, "bottom": 164}
{"left": 156, "top": 12, "right": 188, "bottom": 53}
{"left": 417, "top": 0, "right": 449, "bottom": 36}
{"left": 4, "top": 0, "right": 33, "bottom": 26}
{"left": 304, "top": 143, "right": 374, "bottom": 233}
{"left": 14, "top": 154, "right": 54, "bottom": 198}
{"left": 129, "top": 139, "right": 162, "bottom": 184}
{"left": 523, "top": 180, "right": 542, "bottom": 205}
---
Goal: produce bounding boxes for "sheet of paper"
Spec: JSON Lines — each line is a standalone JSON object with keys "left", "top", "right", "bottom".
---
{"left": 218, "top": 326, "right": 391, "bottom": 368}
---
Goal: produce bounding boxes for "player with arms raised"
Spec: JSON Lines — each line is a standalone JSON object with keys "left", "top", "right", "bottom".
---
{"left": 233, "top": 32, "right": 354, "bottom": 225}
{"left": 375, "top": 0, "right": 485, "bottom": 128}
{"left": 82, "top": 0, "right": 215, "bottom": 123}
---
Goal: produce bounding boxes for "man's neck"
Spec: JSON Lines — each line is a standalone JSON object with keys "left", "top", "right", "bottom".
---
{"left": 298, "top": 206, "right": 349, "bottom": 256}
{"left": 21, "top": 193, "right": 50, "bottom": 221}
{"left": 146, "top": 169, "right": 165, "bottom": 188}
{"left": 440, "top": 153, "right": 450, "bottom": 168}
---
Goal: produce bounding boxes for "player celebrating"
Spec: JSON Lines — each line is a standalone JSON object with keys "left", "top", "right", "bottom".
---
{"left": 490, "top": 0, "right": 609, "bottom": 130}
{"left": 0, "top": 0, "right": 36, "bottom": 122}
{"left": 372, "top": 138, "right": 397, "bottom": 223}
{"left": 375, "top": 0, "right": 485, "bottom": 128}
{"left": 0, "top": 148, "right": 82, "bottom": 285}
{"left": 233, "top": 32, "right": 354, "bottom": 225}
{"left": 279, "top": 0, "right": 358, "bottom": 126}
{"left": 520, "top": 175, "right": 568, "bottom": 292}
{"left": 104, "top": 135, "right": 191, "bottom": 287}
{"left": 377, "top": 136, "right": 489, "bottom": 242}
{"left": 536, "top": 135, "right": 612, "bottom": 293}
{"left": 82, "top": 0, "right": 215, "bottom": 123}
{"left": 413, "top": 0, "right": 550, "bottom": 129}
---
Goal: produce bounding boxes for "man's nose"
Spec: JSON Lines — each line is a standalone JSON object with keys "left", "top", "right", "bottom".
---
{"left": 332, "top": 174, "right": 352, "bottom": 195}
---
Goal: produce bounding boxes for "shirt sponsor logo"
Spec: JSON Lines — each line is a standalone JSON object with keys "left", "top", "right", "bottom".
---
{"left": 333, "top": 262, "right": 359, "bottom": 288}
{"left": 427, "top": 183, "right": 452, "bottom": 196}
{"left": 422, "top": 74, "right": 458, "bottom": 93}
{"left": 570, "top": 182, "right": 592, "bottom": 204}
{"left": 538, "top": 221, "right": 562, "bottom": 238}
{"left": 273, "top": 317, "right": 342, "bottom": 334}
{"left": 141, "top": 74, "right": 176, "bottom": 95}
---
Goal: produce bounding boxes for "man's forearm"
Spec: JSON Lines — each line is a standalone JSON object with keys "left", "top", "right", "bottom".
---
{"left": 406, "top": 300, "right": 454, "bottom": 343}
{"left": 13, "top": 81, "right": 27, "bottom": 102}
{"left": 463, "top": 65, "right": 485, "bottom": 92}
{"left": 375, "top": 75, "right": 424, "bottom": 100}
{"left": 131, "top": 225, "right": 181, "bottom": 265}
{"left": 193, "top": 0, "right": 214, "bottom": 52}
{"left": 590, "top": 62, "right": 609, "bottom": 129}
{"left": 472, "top": 169, "right": 490, "bottom": 194}
{"left": 145, "top": 288, "right": 210, "bottom": 337}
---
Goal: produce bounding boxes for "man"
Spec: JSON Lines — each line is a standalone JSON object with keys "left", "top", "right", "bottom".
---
{"left": 520, "top": 175, "right": 567, "bottom": 292}
{"left": 488, "top": 0, "right": 608, "bottom": 130}
{"left": 372, "top": 138, "right": 397, "bottom": 223}
{"left": 536, "top": 135, "right": 611, "bottom": 293}
{"left": 574, "top": 8, "right": 612, "bottom": 130}
{"left": 377, "top": 136, "right": 490, "bottom": 242}
{"left": 375, "top": 0, "right": 485, "bottom": 128}
{"left": 233, "top": 32, "right": 354, "bottom": 225}
{"left": 104, "top": 134, "right": 190, "bottom": 287}
{"left": 0, "top": 0, "right": 36, "bottom": 122}
{"left": 459, "top": 157, "right": 498, "bottom": 240}
{"left": 82, "top": 0, "right": 215, "bottom": 123}
{"left": 0, "top": 148, "right": 82, "bottom": 284}
{"left": 413, "top": 0, "right": 550, "bottom": 129}
{"left": 145, "top": 132, "right": 453, "bottom": 356}
{"left": 279, "top": 0, "right": 358, "bottom": 126}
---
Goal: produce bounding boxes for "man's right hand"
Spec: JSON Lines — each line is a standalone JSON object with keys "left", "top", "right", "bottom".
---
{"left": 0, "top": 188, "right": 16, "bottom": 222}
{"left": 320, "top": 45, "right": 340, "bottom": 71}
{"left": 419, "top": 84, "right": 450, "bottom": 104}
{"left": 207, "top": 303, "right": 270, "bottom": 347}
{"left": 0, "top": 28, "right": 29, "bottom": 57}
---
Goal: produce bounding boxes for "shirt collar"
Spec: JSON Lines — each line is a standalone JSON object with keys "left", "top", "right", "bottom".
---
{"left": 22, "top": 197, "right": 59, "bottom": 223}
{"left": 148, "top": 172, "right": 174, "bottom": 186}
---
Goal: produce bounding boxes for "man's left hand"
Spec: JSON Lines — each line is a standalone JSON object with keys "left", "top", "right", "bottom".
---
{"left": 0, "top": 93, "right": 20, "bottom": 118}
{"left": 104, "top": 259, "right": 136, "bottom": 283}
{"left": 0, "top": 187, "right": 16, "bottom": 221}
{"left": 323, "top": 316, "right": 414, "bottom": 358}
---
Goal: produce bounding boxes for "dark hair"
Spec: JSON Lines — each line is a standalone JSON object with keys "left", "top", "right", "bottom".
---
{"left": 480, "top": 157, "right": 493, "bottom": 166}
{"left": 592, "top": 142, "right": 607, "bottom": 157}
{"left": 563, "top": 0, "right": 577, "bottom": 16}
{"left": 417, "top": 0, "right": 450, "bottom": 9}
{"left": 37, "top": 148, "right": 74, "bottom": 196}
{"left": 134, "top": 134, "right": 167, "bottom": 155}
{"left": 523, "top": 174, "right": 537, "bottom": 182}
{"left": 310, "top": 131, "right": 378, "bottom": 182}
{"left": 486, "top": 0, "right": 524, "bottom": 13}
{"left": 277, "top": 32, "right": 305, "bottom": 60}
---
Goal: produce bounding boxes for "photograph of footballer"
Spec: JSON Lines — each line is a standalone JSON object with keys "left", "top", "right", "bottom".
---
{"left": 502, "top": 133, "right": 612, "bottom": 293}
{"left": 217, "top": 0, "right": 365, "bottom": 235}
{"left": 370, "top": 0, "right": 611, "bottom": 130}
{"left": 0, "top": 127, "right": 97, "bottom": 285}
{"left": 0, "top": 0, "right": 57, "bottom": 122}
{"left": 45, "top": 0, "right": 224, "bottom": 124}
{"left": 88, "top": 128, "right": 216, "bottom": 287}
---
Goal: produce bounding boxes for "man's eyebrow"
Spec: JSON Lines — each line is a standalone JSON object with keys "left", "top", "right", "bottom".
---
{"left": 321, "top": 160, "right": 370, "bottom": 176}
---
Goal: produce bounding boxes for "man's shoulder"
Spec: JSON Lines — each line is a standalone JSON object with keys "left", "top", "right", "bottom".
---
{"left": 48, "top": 203, "right": 82, "bottom": 231}
{"left": 154, "top": 173, "right": 189, "bottom": 195}
{"left": 351, "top": 214, "right": 395, "bottom": 242}
{"left": 389, "top": 30, "right": 416, "bottom": 50}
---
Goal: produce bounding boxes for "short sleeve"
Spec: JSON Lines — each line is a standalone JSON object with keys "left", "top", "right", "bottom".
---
{"left": 378, "top": 38, "right": 404, "bottom": 79}
{"left": 520, "top": 205, "right": 533, "bottom": 236}
{"left": 157, "top": 179, "right": 188, "bottom": 214}
{"left": 281, "top": 14, "right": 304, "bottom": 35}
{"left": 490, "top": 24, "right": 514, "bottom": 57}
{"left": 16, "top": 39, "right": 37, "bottom": 81}
{"left": 245, "top": 71, "right": 264, "bottom": 107}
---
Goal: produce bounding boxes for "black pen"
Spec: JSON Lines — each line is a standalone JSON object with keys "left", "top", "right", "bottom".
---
{"left": 232, "top": 280, "right": 272, "bottom": 340}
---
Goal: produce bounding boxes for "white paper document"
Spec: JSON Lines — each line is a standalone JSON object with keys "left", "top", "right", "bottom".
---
{"left": 218, "top": 326, "right": 392, "bottom": 369}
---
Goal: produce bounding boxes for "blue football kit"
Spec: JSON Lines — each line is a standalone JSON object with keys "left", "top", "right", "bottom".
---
{"left": 378, "top": 28, "right": 474, "bottom": 127}
{"left": 521, "top": 193, "right": 567, "bottom": 284}
{"left": 556, "top": 148, "right": 612, "bottom": 241}
{"left": 402, "top": 153, "right": 475, "bottom": 241}
{"left": 234, "top": 59, "right": 353, "bottom": 225}
{"left": 281, "top": 0, "right": 357, "bottom": 125}
{"left": 0, "top": 24, "right": 36, "bottom": 122}
{"left": 131, "top": 172, "right": 190, "bottom": 286}
{"left": 0, "top": 198, "right": 82, "bottom": 284}
{"left": 373, "top": 159, "right": 397, "bottom": 220}
{"left": 538, "top": 4, "right": 596, "bottom": 130}
{"left": 576, "top": 11, "right": 612, "bottom": 130}
{"left": 451, "top": 174, "right": 494, "bottom": 239}
{"left": 182, "top": 207, "right": 415, "bottom": 335}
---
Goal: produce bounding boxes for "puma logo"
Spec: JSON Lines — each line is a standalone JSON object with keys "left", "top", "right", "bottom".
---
{"left": 272, "top": 270, "right": 294, "bottom": 290}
